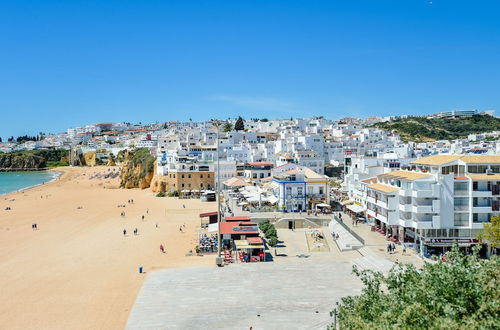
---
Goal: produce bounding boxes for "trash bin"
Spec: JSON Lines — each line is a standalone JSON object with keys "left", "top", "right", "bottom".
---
{"left": 139, "top": 266, "right": 143, "bottom": 273}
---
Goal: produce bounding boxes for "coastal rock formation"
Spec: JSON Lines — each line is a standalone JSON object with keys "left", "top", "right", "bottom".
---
{"left": 0, "top": 152, "right": 46, "bottom": 169}
{"left": 119, "top": 148, "right": 155, "bottom": 189}
{"left": 83, "top": 152, "right": 96, "bottom": 167}
{"left": 150, "top": 173, "right": 168, "bottom": 193}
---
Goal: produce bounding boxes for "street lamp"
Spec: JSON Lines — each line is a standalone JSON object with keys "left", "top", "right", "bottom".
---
{"left": 212, "top": 120, "right": 223, "bottom": 261}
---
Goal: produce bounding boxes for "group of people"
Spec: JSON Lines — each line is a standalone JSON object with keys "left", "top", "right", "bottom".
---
{"left": 198, "top": 233, "right": 218, "bottom": 253}
{"left": 31, "top": 223, "right": 38, "bottom": 230}
{"left": 123, "top": 228, "right": 139, "bottom": 236}
{"left": 387, "top": 242, "right": 397, "bottom": 254}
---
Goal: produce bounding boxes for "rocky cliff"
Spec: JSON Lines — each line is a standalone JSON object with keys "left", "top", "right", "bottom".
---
{"left": 0, "top": 152, "right": 46, "bottom": 169}
{"left": 119, "top": 148, "right": 155, "bottom": 189}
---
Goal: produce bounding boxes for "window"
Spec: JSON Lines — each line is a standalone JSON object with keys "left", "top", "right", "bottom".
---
{"left": 473, "top": 181, "right": 478, "bottom": 191}
{"left": 260, "top": 173, "right": 264, "bottom": 178}
{"left": 200, "top": 183, "right": 203, "bottom": 187}
{"left": 208, "top": 174, "right": 210, "bottom": 178}
{"left": 297, "top": 187, "right": 303, "bottom": 196}
{"left": 454, "top": 213, "right": 468, "bottom": 226}
{"left": 253, "top": 174, "right": 257, "bottom": 179}
{"left": 182, "top": 174, "right": 185, "bottom": 178}
{"left": 188, "top": 174, "right": 191, "bottom": 179}
{"left": 200, "top": 174, "right": 203, "bottom": 178}
{"left": 181, "top": 184, "right": 185, "bottom": 188}
{"left": 319, "top": 187, "right": 324, "bottom": 195}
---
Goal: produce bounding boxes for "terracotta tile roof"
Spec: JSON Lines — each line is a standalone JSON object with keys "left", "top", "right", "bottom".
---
{"left": 378, "top": 170, "right": 432, "bottom": 181}
{"left": 367, "top": 183, "right": 399, "bottom": 193}
{"left": 361, "top": 177, "right": 377, "bottom": 184}
{"left": 468, "top": 174, "right": 500, "bottom": 180}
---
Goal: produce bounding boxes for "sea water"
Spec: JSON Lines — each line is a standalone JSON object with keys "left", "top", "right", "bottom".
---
{"left": 0, "top": 171, "right": 59, "bottom": 195}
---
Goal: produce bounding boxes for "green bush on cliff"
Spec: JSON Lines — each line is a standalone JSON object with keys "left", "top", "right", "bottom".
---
{"left": 120, "top": 148, "right": 155, "bottom": 188}
{"left": 0, "top": 149, "right": 70, "bottom": 169}
{"left": 371, "top": 115, "right": 500, "bottom": 142}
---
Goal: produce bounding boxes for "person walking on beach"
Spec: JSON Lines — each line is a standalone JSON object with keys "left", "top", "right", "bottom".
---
{"left": 123, "top": 229, "right": 127, "bottom": 236}
{"left": 141, "top": 215, "right": 144, "bottom": 221}
{"left": 160, "top": 244, "right": 165, "bottom": 253}
{"left": 134, "top": 228, "right": 138, "bottom": 235}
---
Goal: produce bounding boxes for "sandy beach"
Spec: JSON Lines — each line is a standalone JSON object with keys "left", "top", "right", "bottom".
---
{"left": 0, "top": 166, "right": 216, "bottom": 330}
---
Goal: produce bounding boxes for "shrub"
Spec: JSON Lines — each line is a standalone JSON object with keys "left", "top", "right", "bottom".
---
{"left": 267, "top": 236, "right": 278, "bottom": 247}
{"left": 156, "top": 192, "right": 166, "bottom": 197}
{"left": 259, "top": 220, "right": 270, "bottom": 233}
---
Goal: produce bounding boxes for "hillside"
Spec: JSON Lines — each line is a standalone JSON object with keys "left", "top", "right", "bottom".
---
{"left": 371, "top": 115, "right": 500, "bottom": 142}
{"left": 0, "top": 149, "right": 69, "bottom": 170}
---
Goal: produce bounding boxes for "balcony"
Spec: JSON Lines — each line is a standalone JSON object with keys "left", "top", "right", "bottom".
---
{"left": 376, "top": 199, "right": 388, "bottom": 209}
{"left": 376, "top": 213, "right": 388, "bottom": 223}
{"left": 412, "top": 204, "right": 433, "bottom": 213}
{"left": 472, "top": 206, "right": 492, "bottom": 213}
{"left": 412, "top": 190, "right": 434, "bottom": 198}
{"left": 412, "top": 219, "right": 433, "bottom": 229}
{"left": 399, "top": 203, "right": 413, "bottom": 212}
{"left": 432, "top": 200, "right": 440, "bottom": 213}
{"left": 399, "top": 189, "right": 412, "bottom": 197}
{"left": 472, "top": 190, "right": 492, "bottom": 197}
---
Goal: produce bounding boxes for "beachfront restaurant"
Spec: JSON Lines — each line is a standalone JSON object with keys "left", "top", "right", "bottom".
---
{"left": 219, "top": 221, "right": 265, "bottom": 262}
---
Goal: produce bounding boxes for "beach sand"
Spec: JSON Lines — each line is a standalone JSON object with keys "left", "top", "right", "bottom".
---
{"left": 0, "top": 166, "right": 216, "bottom": 330}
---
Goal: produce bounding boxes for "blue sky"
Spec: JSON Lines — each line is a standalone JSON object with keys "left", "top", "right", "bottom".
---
{"left": 0, "top": 0, "right": 499, "bottom": 138}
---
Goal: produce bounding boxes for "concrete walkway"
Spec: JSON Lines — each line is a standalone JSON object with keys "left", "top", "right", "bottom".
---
{"left": 339, "top": 211, "right": 426, "bottom": 268}
{"left": 126, "top": 260, "right": 362, "bottom": 330}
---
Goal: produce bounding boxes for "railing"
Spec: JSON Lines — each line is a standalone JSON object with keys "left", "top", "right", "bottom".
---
{"left": 332, "top": 216, "right": 365, "bottom": 245}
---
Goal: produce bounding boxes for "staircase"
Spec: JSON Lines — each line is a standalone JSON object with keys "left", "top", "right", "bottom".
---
{"left": 328, "top": 219, "right": 363, "bottom": 251}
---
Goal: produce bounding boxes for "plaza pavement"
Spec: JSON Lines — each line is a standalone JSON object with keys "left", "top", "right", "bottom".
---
{"left": 125, "top": 259, "right": 362, "bottom": 330}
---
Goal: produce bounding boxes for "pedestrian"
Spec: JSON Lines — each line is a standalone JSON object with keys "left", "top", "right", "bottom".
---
{"left": 391, "top": 242, "right": 396, "bottom": 253}
{"left": 402, "top": 244, "right": 407, "bottom": 255}
{"left": 387, "top": 243, "right": 391, "bottom": 253}
{"left": 34, "top": 223, "right": 37, "bottom": 230}
{"left": 134, "top": 228, "right": 138, "bottom": 235}
{"left": 179, "top": 226, "right": 183, "bottom": 232}
{"left": 123, "top": 229, "right": 127, "bottom": 236}
{"left": 146, "top": 209, "right": 149, "bottom": 214}
{"left": 336, "top": 233, "right": 339, "bottom": 240}
{"left": 156, "top": 223, "right": 158, "bottom": 228}
{"left": 142, "top": 215, "right": 145, "bottom": 221}
{"left": 160, "top": 244, "right": 165, "bottom": 253}
{"left": 32, "top": 224, "right": 35, "bottom": 230}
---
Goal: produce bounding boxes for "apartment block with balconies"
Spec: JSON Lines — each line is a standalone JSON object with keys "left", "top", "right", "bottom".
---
{"left": 364, "top": 155, "right": 500, "bottom": 256}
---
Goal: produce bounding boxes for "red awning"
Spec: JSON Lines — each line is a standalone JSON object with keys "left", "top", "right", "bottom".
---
{"left": 225, "top": 216, "right": 251, "bottom": 221}
{"left": 219, "top": 222, "right": 259, "bottom": 235}
{"left": 199, "top": 211, "right": 218, "bottom": 218}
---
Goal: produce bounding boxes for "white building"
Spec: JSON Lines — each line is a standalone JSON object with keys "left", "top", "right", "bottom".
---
{"left": 365, "top": 155, "right": 500, "bottom": 257}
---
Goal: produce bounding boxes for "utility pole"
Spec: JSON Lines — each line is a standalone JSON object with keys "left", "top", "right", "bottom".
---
{"left": 213, "top": 120, "right": 223, "bottom": 261}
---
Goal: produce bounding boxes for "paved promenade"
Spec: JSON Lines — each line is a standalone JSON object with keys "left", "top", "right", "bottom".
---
{"left": 126, "top": 260, "right": 362, "bottom": 330}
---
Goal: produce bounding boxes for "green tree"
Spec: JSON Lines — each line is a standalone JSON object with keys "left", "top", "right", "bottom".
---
{"left": 234, "top": 116, "right": 245, "bottom": 131}
{"left": 329, "top": 244, "right": 500, "bottom": 329}
{"left": 223, "top": 122, "right": 233, "bottom": 132}
{"left": 477, "top": 215, "right": 500, "bottom": 249}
